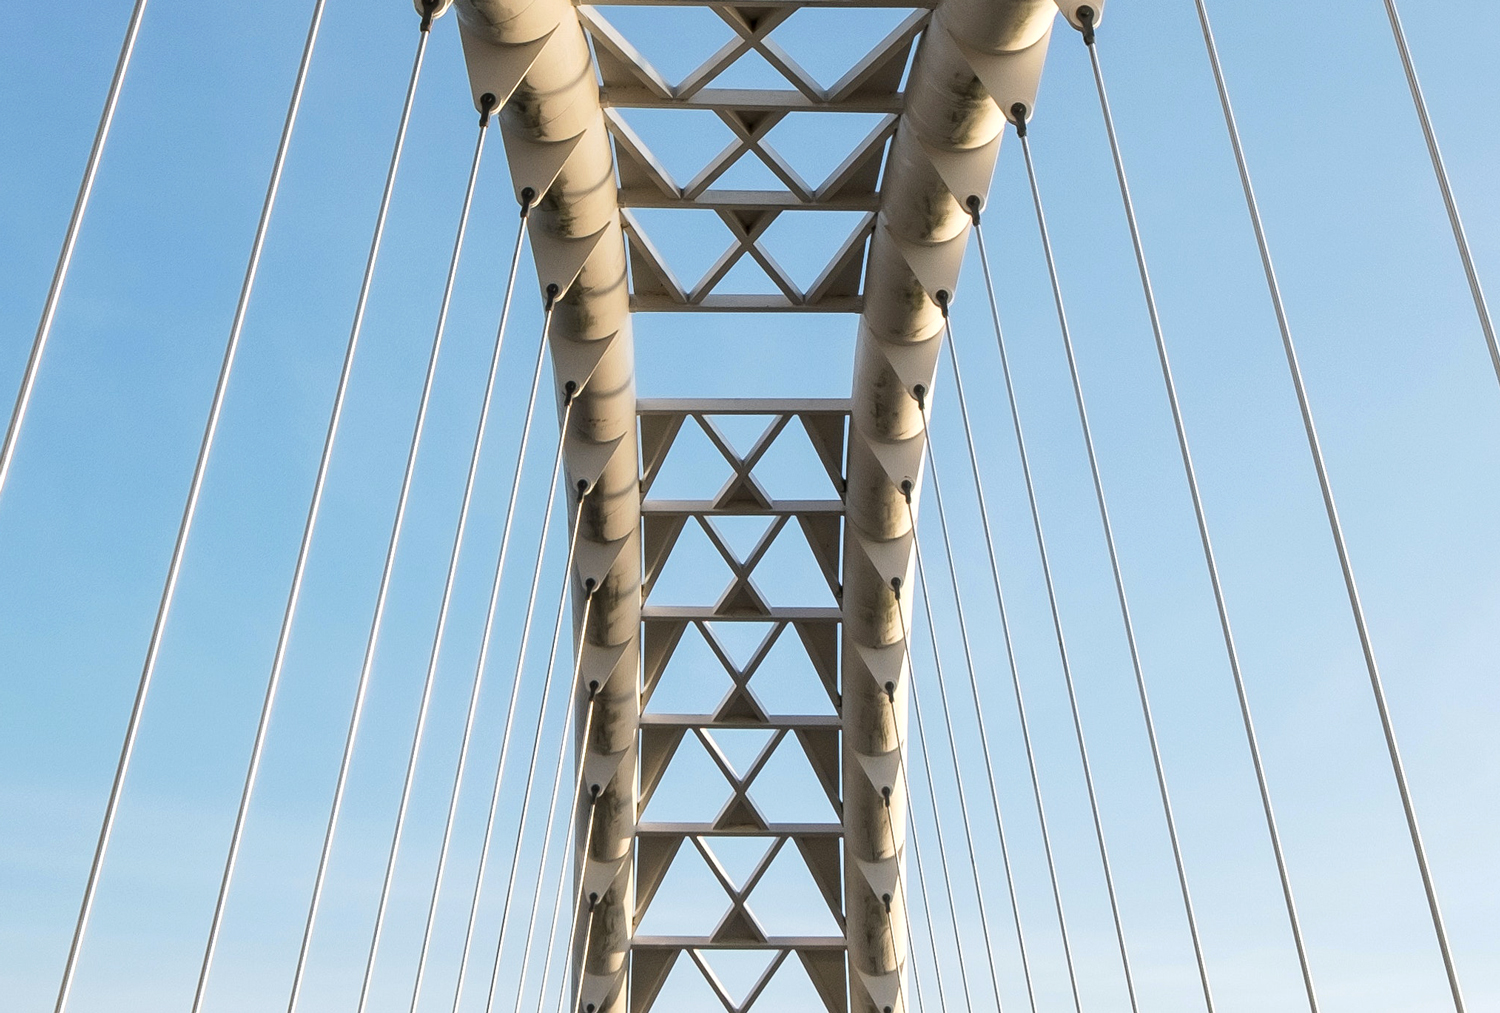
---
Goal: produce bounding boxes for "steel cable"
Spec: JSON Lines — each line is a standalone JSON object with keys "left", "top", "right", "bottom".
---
{"left": 548, "top": 784, "right": 602, "bottom": 1013}
{"left": 1378, "top": 0, "right": 1499, "bottom": 386}
{"left": 512, "top": 687, "right": 600, "bottom": 1013}
{"left": 916, "top": 364, "right": 1040, "bottom": 1013}
{"left": 1158, "top": 6, "right": 1466, "bottom": 1008}
{"left": 902, "top": 482, "right": 1017, "bottom": 1013}
{"left": 1080, "top": 11, "right": 1326, "bottom": 1008}
{"left": 353, "top": 211, "right": 547, "bottom": 1013}
{"left": 48, "top": 5, "right": 325, "bottom": 1010}
{"left": 283, "top": 83, "right": 493, "bottom": 1013}
{"left": 529, "top": 775, "right": 582, "bottom": 1013}
{"left": 406, "top": 190, "right": 550, "bottom": 1013}
{"left": 480, "top": 553, "right": 597, "bottom": 1013}
{"left": 448, "top": 383, "right": 577, "bottom": 1013}
{"left": 1013, "top": 115, "right": 1216, "bottom": 1011}
{"left": 965, "top": 216, "right": 1088, "bottom": 1013}
{"left": 190, "top": 13, "right": 426, "bottom": 1012}
{"left": 892, "top": 576, "right": 978, "bottom": 1013}
{"left": 0, "top": 0, "right": 149, "bottom": 507}
{"left": 967, "top": 124, "right": 1143, "bottom": 1013}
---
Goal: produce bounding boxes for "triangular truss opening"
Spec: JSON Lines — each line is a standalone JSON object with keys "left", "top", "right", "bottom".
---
{"left": 589, "top": 4, "right": 735, "bottom": 88}
{"left": 702, "top": 835, "right": 778, "bottom": 892}
{"left": 747, "top": 628, "right": 838, "bottom": 716}
{"left": 651, "top": 521, "right": 738, "bottom": 607}
{"left": 704, "top": 45, "right": 796, "bottom": 92}
{"left": 751, "top": 417, "right": 845, "bottom": 500}
{"left": 645, "top": 623, "right": 734, "bottom": 715}
{"left": 703, "top": 414, "right": 779, "bottom": 459}
{"left": 637, "top": 841, "right": 733, "bottom": 937}
{"left": 749, "top": 844, "right": 846, "bottom": 937}
{"left": 640, "top": 733, "right": 734, "bottom": 824}
{"left": 649, "top": 955, "right": 726, "bottom": 1011}
{"left": 696, "top": 949, "right": 783, "bottom": 1009}
{"left": 703, "top": 727, "right": 778, "bottom": 780}
{"left": 645, "top": 415, "right": 735, "bottom": 499}
{"left": 703, "top": 621, "right": 779, "bottom": 671}
{"left": 763, "top": 115, "right": 893, "bottom": 197}
{"left": 743, "top": 521, "right": 840, "bottom": 608}
{"left": 626, "top": 206, "right": 744, "bottom": 294}
{"left": 713, "top": 154, "right": 795, "bottom": 192}
{"left": 611, "top": 108, "right": 736, "bottom": 191}
{"left": 748, "top": 736, "right": 843, "bottom": 824}
{"left": 706, "top": 514, "right": 778, "bottom": 561}
{"left": 750, "top": 953, "right": 836, "bottom": 1013}
{"left": 764, "top": 7, "right": 921, "bottom": 91}
{"left": 754, "top": 210, "right": 874, "bottom": 295}
{"left": 713, "top": 254, "right": 789, "bottom": 298}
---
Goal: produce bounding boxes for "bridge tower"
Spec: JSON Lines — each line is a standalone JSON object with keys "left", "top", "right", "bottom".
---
{"left": 445, "top": 0, "right": 1065, "bottom": 1009}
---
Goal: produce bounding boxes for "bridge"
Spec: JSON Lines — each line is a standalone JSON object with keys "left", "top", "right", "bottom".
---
{"left": 1, "top": 1, "right": 1495, "bottom": 1011}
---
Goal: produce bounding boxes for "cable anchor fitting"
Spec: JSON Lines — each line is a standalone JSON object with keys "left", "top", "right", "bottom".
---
{"left": 520, "top": 186, "right": 537, "bottom": 219}
{"left": 478, "top": 92, "right": 497, "bottom": 128}
{"left": 1077, "top": 5, "right": 1097, "bottom": 45}
{"left": 1011, "top": 102, "right": 1029, "bottom": 138}
{"left": 965, "top": 194, "right": 983, "bottom": 227}
{"left": 544, "top": 281, "right": 560, "bottom": 312}
{"left": 419, "top": 0, "right": 438, "bottom": 33}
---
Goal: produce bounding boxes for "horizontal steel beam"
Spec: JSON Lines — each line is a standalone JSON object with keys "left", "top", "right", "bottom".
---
{"left": 631, "top": 294, "right": 862, "bottom": 312}
{"left": 637, "top": 822, "right": 843, "bottom": 837}
{"left": 634, "top": 936, "right": 846, "bottom": 950}
{"left": 640, "top": 499, "right": 843, "bottom": 516}
{"left": 603, "top": 87, "right": 904, "bottom": 113}
{"left": 640, "top": 713, "right": 842, "bottom": 729}
{"left": 618, "top": 188, "right": 882, "bottom": 212}
{"left": 641, "top": 605, "right": 843, "bottom": 621}
{"left": 638, "top": 398, "right": 851, "bottom": 413}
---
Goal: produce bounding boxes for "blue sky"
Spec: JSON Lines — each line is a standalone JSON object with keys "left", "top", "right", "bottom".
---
{"left": 1, "top": 2, "right": 1496, "bottom": 1012}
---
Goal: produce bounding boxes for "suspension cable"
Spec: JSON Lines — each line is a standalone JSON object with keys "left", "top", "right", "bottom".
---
{"left": 1135, "top": 6, "right": 1465, "bottom": 1008}
{"left": 48, "top": 6, "right": 325, "bottom": 1011}
{"left": 480, "top": 553, "right": 598, "bottom": 1013}
{"left": 904, "top": 476, "right": 1023, "bottom": 1013}
{"left": 963, "top": 214, "right": 1088, "bottom": 1013}
{"left": 353, "top": 234, "right": 550, "bottom": 1013}
{"left": 510, "top": 686, "right": 601, "bottom": 1013}
{"left": 0, "top": 0, "right": 149, "bottom": 508}
{"left": 448, "top": 379, "right": 577, "bottom": 1013}
{"left": 406, "top": 190, "right": 549, "bottom": 1013}
{"left": 190, "top": 11, "right": 427, "bottom": 1012}
{"left": 892, "top": 576, "right": 977, "bottom": 1013}
{"left": 1002, "top": 117, "right": 1140, "bottom": 1013}
{"left": 883, "top": 684, "right": 948, "bottom": 1013}
{"left": 284, "top": 77, "right": 491, "bottom": 1013}
{"left": 528, "top": 770, "right": 583, "bottom": 1013}
{"left": 915, "top": 366, "right": 1039, "bottom": 1013}
{"left": 1010, "top": 115, "right": 1216, "bottom": 1011}
{"left": 548, "top": 783, "right": 603, "bottom": 1013}
{"left": 1378, "top": 1, "right": 1498, "bottom": 385}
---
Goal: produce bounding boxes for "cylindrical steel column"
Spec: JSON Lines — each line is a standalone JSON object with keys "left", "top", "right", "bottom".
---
{"left": 842, "top": 3, "right": 1055, "bottom": 1009}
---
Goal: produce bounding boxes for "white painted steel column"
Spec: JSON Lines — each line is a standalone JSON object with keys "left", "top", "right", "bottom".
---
{"left": 453, "top": 3, "right": 638, "bottom": 1010}
{"left": 841, "top": 2, "right": 1054, "bottom": 1010}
